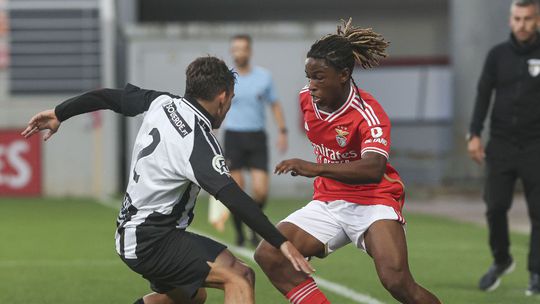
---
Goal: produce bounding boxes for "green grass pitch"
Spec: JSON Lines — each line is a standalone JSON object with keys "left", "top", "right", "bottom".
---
{"left": 0, "top": 197, "right": 536, "bottom": 303}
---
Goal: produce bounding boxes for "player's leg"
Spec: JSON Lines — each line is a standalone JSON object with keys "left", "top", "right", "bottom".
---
{"left": 136, "top": 253, "right": 253, "bottom": 304}
{"left": 518, "top": 145, "right": 540, "bottom": 294}
{"left": 140, "top": 249, "right": 255, "bottom": 304}
{"left": 137, "top": 288, "right": 206, "bottom": 304}
{"left": 248, "top": 131, "right": 270, "bottom": 208}
{"left": 246, "top": 131, "right": 270, "bottom": 245}
{"left": 251, "top": 169, "right": 269, "bottom": 208}
{"left": 224, "top": 130, "right": 248, "bottom": 246}
{"left": 255, "top": 201, "right": 343, "bottom": 303}
{"left": 364, "top": 219, "right": 440, "bottom": 304}
{"left": 204, "top": 249, "right": 255, "bottom": 303}
{"left": 255, "top": 222, "right": 323, "bottom": 292}
{"left": 479, "top": 144, "right": 518, "bottom": 290}
{"left": 230, "top": 170, "right": 247, "bottom": 245}
{"left": 249, "top": 168, "right": 269, "bottom": 245}
{"left": 255, "top": 222, "right": 332, "bottom": 304}
{"left": 125, "top": 230, "right": 249, "bottom": 304}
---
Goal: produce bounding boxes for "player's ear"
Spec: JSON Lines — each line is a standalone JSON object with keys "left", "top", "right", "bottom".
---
{"left": 339, "top": 68, "right": 351, "bottom": 84}
{"left": 216, "top": 90, "right": 227, "bottom": 105}
{"left": 215, "top": 90, "right": 228, "bottom": 113}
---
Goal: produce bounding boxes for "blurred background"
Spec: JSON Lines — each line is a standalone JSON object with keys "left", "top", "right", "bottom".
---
{"left": 0, "top": 0, "right": 531, "bottom": 228}
{"left": 1, "top": 1, "right": 537, "bottom": 303}
{"left": 0, "top": 0, "right": 515, "bottom": 199}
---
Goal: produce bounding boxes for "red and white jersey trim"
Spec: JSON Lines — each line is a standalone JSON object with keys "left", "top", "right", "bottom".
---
{"left": 310, "top": 85, "right": 357, "bottom": 122}
{"left": 361, "top": 147, "right": 390, "bottom": 159}
{"left": 351, "top": 100, "right": 374, "bottom": 126}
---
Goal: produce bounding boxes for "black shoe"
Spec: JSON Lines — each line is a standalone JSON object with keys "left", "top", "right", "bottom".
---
{"left": 526, "top": 273, "right": 540, "bottom": 296}
{"left": 478, "top": 258, "right": 515, "bottom": 291}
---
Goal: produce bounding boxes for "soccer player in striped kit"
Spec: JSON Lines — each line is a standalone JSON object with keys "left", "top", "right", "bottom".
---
{"left": 254, "top": 19, "right": 441, "bottom": 304}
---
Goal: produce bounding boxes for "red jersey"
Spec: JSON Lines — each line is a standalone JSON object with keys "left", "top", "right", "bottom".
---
{"left": 300, "top": 84, "right": 405, "bottom": 217}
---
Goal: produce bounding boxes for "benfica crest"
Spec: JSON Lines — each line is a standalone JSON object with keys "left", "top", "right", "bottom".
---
{"left": 528, "top": 59, "right": 540, "bottom": 77}
{"left": 335, "top": 128, "right": 350, "bottom": 147}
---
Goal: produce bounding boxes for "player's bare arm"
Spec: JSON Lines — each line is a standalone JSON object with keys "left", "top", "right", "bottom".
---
{"left": 275, "top": 152, "right": 386, "bottom": 184}
{"left": 270, "top": 102, "right": 288, "bottom": 154}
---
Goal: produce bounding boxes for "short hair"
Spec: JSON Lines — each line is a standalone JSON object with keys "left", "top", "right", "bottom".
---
{"left": 230, "top": 34, "right": 252, "bottom": 46}
{"left": 185, "top": 56, "right": 236, "bottom": 101}
{"left": 512, "top": 0, "right": 540, "bottom": 11}
{"left": 307, "top": 18, "right": 389, "bottom": 71}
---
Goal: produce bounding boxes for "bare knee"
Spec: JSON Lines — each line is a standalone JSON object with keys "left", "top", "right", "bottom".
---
{"left": 237, "top": 262, "right": 255, "bottom": 287}
{"left": 378, "top": 266, "right": 414, "bottom": 297}
{"left": 224, "top": 261, "right": 255, "bottom": 288}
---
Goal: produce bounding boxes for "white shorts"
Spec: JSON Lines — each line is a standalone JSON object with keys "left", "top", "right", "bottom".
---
{"left": 281, "top": 200, "right": 405, "bottom": 255}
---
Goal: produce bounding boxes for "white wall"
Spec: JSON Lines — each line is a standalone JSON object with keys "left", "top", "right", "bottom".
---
{"left": 125, "top": 21, "right": 452, "bottom": 196}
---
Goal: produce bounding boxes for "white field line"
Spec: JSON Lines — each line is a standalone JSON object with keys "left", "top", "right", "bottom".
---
{"left": 96, "top": 199, "right": 385, "bottom": 304}
{"left": 0, "top": 259, "right": 119, "bottom": 267}
{"left": 190, "top": 229, "right": 385, "bottom": 304}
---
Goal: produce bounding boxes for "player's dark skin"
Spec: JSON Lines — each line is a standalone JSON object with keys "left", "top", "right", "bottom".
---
{"left": 254, "top": 57, "right": 441, "bottom": 304}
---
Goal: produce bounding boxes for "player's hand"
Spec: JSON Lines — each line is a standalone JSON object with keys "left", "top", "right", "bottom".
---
{"left": 21, "top": 109, "right": 61, "bottom": 141}
{"left": 467, "top": 136, "right": 485, "bottom": 165}
{"left": 276, "top": 133, "right": 288, "bottom": 154}
{"left": 274, "top": 158, "right": 320, "bottom": 177}
{"left": 280, "top": 241, "right": 315, "bottom": 274}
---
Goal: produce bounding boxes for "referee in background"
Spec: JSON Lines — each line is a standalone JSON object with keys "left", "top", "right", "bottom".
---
{"left": 223, "top": 34, "right": 288, "bottom": 247}
{"left": 467, "top": 0, "right": 540, "bottom": 295}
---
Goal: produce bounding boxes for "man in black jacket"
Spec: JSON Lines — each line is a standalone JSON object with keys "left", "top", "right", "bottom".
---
{"left": 468, "top": 0, "right": 540, "bottom": 295}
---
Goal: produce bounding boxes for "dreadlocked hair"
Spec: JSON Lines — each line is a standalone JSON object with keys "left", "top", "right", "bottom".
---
{"left": 307, "top": 18, "right": 390, "bottom": 70}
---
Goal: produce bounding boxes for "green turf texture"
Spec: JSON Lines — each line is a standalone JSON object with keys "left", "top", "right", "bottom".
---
{"left": 0, "top": 197, "right": 536, "bottom": 303}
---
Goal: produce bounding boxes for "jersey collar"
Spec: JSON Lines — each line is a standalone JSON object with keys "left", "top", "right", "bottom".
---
{"left": 312, "top": 84, "right": 356, "bottom": 122}
{"left": 182, "top": 95, "right": 216, "bottom": 129}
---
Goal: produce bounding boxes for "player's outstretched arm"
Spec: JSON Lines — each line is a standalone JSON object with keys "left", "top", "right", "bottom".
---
{"left": 21, "top": 88, "right": 123, "bottom": 140}
{"left": 275, "top": 152, "right": 386, "bottom": 184}
{"left": 22, "top": 84, "right": 166, "bottom": 140}
{"left": 215, "top": 183, "right": 314, "bottom": 274}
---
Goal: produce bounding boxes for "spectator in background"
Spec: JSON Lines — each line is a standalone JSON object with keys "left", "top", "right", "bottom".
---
{"left": 223, "top": 34, "right": 288, "bottom": 247}
{"left": 467, "top": 0, "right": 540, "bottom": 295}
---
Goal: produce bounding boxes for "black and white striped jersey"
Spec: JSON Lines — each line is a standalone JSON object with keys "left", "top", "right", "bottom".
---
{"left": 115, "top": 86, "right": 235, "bottom": 259}
{"left": 54, "top": 84, "right": 287, "bottom": 259}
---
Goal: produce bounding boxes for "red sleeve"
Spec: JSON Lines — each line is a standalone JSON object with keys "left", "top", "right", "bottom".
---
{"left": 358, "top": 96, "right": 391, "bottom": 159}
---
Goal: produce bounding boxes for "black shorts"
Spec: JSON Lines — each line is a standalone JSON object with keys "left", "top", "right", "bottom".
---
{"left": 224, "top": 130, "right": 268, "bottom": 172}
{"left": 120, "top": 229, "right": 226, "bottom": 297}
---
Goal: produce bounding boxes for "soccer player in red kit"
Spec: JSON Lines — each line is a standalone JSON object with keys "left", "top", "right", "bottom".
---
{"left": 254, "top": 19, "right": 441, "bottom": 304}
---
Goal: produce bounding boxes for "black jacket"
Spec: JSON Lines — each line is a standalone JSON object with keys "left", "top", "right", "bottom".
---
{"left": 470, "top": 32, "right": 540, "bottom": 144}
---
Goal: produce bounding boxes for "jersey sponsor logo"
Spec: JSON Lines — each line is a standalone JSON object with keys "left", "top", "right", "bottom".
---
{"left": 163, "top": 101, "right": 192, "bottom": 137}
{"left": 335, "top": 127, "right": 350, "bottom": 147}
{"left": 370, "top": 127, "right": 383, "bottom": 138}
{"left": 365, "top": 138, "right": 388, "bottom": 146}
{"left": 312, "top": 142, "right": 358, "bottom": 163}
{"left": 212, "top": 155, "right": 230, "bottom": 176}
{"left": 528, "top": 59, "right": 540, "bottom": 77}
